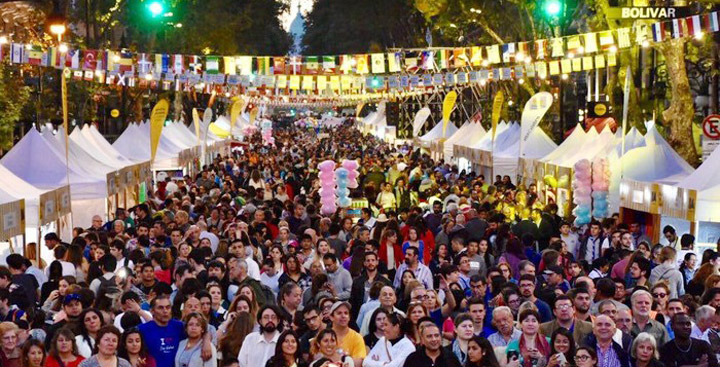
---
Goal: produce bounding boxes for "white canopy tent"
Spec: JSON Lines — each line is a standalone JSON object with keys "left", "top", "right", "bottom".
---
{"left": 677, "top": 142, "right": 720, "bottom": 222}
{"left": 619, "top": 125, "right": 694, "bottom": 185}
{"left": 494, "top": 125, "right": 558, "bottom": 179}
{"left": 418, "top": 120, "right": 459, "bottom": 143}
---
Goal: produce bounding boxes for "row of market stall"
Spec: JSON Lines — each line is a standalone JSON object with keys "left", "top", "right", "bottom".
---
{"left": 0, "top": 116, "right": 233, "bottom": 256}
{"left": 391, "top": 107, "right": 717, "bottom": 248}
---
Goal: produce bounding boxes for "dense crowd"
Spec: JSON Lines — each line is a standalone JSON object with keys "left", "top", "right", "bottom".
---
{"left": 1, "top": 119, "right": 719, "bottom": 367}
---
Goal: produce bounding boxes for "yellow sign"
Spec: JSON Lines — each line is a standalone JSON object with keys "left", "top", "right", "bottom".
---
{"left": 491, "top": 90, "right": 505, "bottom": 142}
{"left": 192, "top": 108, "right": 201, "bottom": 144}
{"left": 356, "top": 103, "right": 365, "bottom": 119}
{"left": 150, "top": 99, "right": 170, "bottom": 162}
{"left": 229, "top": 97, "right": 244, "bottom": 132}
{"left": 442, "top": 91, "right": 458, "bottom": 137}
{"left": 110, "top": 109, "right": 120, "bottom": 118}
{"left": 594, "top": 103, "right": 607, "bottom": 116}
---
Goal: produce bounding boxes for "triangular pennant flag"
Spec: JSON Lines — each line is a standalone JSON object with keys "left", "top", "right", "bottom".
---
{"left": 370, "top": 53, "right": 385, "bottom": 74}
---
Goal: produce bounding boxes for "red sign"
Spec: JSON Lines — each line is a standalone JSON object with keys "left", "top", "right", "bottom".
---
{"left": 703, "top": 115, "right": 720, "bottom": 140}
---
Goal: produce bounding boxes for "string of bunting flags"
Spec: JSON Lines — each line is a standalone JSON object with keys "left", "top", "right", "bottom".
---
{"left": 0, "top": 11, "right": 718, "bottom": 98}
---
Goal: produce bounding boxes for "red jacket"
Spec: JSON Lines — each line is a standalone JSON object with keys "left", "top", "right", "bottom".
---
{"left": 379, "top": 239, "right": 404, "bottom": 269}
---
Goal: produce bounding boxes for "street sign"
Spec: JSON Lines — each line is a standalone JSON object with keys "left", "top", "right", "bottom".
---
{"left": 702, "top": 139, "right": 720, "bottom": 161}
{"left": 110, "top": 109, "right": 120, "bottom": 118}
{"left": 607, "top": 6, "right": 693, "bottom": 19}
{"left": 702, "top": 114, "right": 720, "bottom": 140}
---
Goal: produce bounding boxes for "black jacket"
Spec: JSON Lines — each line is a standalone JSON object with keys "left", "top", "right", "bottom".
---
{"left": 349, "top": 271, "right": 392, "bottom": 321}
{"left": 403, "top": 347, "right": 462, "bottom": 367}
{"left": 581, "top": 332, "right": 632, "bottom": 367}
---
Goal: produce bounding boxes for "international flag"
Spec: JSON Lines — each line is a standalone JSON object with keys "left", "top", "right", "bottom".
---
{"left": 535, "top": 62, "right": 547, "bottom": 79}
{"left": 561, "top": 59, "right": 572, "bottom": 74}
{"left": 434, "top": 49, "right": 448, "bottom": 69}
{"left": 705, "top": 12, "right": 720, "bottom": 32}
{"left": 370, "top": 53, "right": 385, "bottom": 74}
{"left": 548, "top": 60, "right": 560, "bottom": 76}
{"left": 584, "top": 33, "right": 598, "bottom": 53}
{"left": 237, "top": 56, "right": 253, "bottom": 75}
{"left": 671, "top": 19, "right": 683, "bottom": 39}
{"left": 387, "top": 53, "right": 401, "bottom": 73}
{"left": 95, "top": 50, "right": 106, "bottom": 71}
{"left": 686, "top": 15, "right": 702, "bottom": 37}
{"left": 317, "top": 75, "right": 327, "bottom": 91}
{"left": 73, "top": 70, "right": 84, "bottom": 80}
{"left": 188, "top": 55, "right": 203, "bottom": 74}
{"left": 594, "top": 54, "right": 605, "bottom": 68}
{"left": 83, "top": 50, "right": 98, "bottom": 70}
{"left": 636, "top": 24, "right": 650, "bottom": 44}
{"left": 27, "top": 45, "right": 43, "bottom": 66}
{"left": 206, "top": 56, "right": 219, "bottom": 74}
{"left": 501, "top": 43, "right": 515, "bottom": 63}
{"left": 652, "top": 22, "right": 666, "bottom": 42}
{"left": 84, "top": 70, "right": 94, "bottom": 81}
{"left": 155, "top": 54, "right": 169, "bottom": 74}
{"left": 304, "top": 56, "right": 319, "bottom": 75}
{"left": 172, "top": 54, "right": 184, "bottom": 74}
{"left": 534, "top": 40, "right": 547, "bottom": 60}
{"left": 452, "top": 48, "right": 467, "bottom": 67}
{"left": 486, "top": 45, "right": 501, "bottom": 64}
{"left": 566, "top": 36, "right": 582, "bottom": 54}
{"left": 404, "top": 54, "right": 418, "bottom": 72}
{"left": 322, "top": 56, "right": 336, "bottom": 73}
{"left": 330, "top": 75, "right": 340, "bottom": 91}
{"left": 273, "top": 57, "right": 286, "bottom": 75}
{"left": 224, "top": 57, "right": 236, "bottom": 75}
{"left": 65, "top": 49, "right": 80, "bottom": 69}
{"left": 470, "top": 47, "right": 482, "bottom": 66}
{"left": 420, "top": 51, "right": 433, "bottom": 70}
{"left": 117, "top": 51, "right": 134, "bottom": 74}
{"left": 257, "top": 56, "right": 271, "bottom": 75}
{"left": 277, "top": 74, "right": 288, "bottom": 89}
{"left": 47, "top": 47, "right": 61, "bottom": 68}
{"left": 617, "top": 28, "right": 632, "bottom": 48}
{"left": 550, "top": 38, "right": 564, "bottom": 58}
{"left": 516, "top": 42, "right": 529, "bottom": 61}
{"left": 355, "top": 55, "right": 369, "bottom": 74}
{"left": 599, "top": 31, "right": 615, "bottom": 50}
{"left": 137, "top": 53, "right": 152, "bottom": 74}
{"left": 288, "top": 56, "right": 303, "bottom": 74}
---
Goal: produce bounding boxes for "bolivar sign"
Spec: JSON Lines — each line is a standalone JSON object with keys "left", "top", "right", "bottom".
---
{"left": 608, "top": 7, "right": 692, "bottom": 19}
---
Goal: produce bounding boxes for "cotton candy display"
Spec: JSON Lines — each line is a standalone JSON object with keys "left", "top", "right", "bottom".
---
{"left": 335, "top": 167, "right": 352, "bottom": 208}
{"left": 261, "top": 119, "right": 274, "bottom": 145}
{"left": 318, "top": 160, "right": 336, "bottom": 215}
{"left": 341, "top": 159, "right": 359, "bottom": 189}
{"left": 572, "top": 159, "right": 592, "bottom": 226}
{"left": 591, "top": 157, "right": 610, "bottom": 218}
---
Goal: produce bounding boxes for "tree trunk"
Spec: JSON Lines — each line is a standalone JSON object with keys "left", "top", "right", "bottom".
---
{"left": 173, "top": 89, "right": 184, "bottom": 122}
{"left": 658, "top": 39, "right": 700, "bottom": 166}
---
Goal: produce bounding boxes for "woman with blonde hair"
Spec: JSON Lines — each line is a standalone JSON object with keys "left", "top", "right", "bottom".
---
{"left": 630, "top": 332, "right": 662, "bottom": 367}
{"left": 649, "top": 246, "right": 684, "bottom": 298}
{"left": 686, "top": 262, "right": 717, "bottom": 297}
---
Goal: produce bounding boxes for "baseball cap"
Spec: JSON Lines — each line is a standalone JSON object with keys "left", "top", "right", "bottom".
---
{"left": 329, "top": 301, "right": 351, "bottom": 314}
{"left": 63, "top": 293, "right": 81, "bottom": 305}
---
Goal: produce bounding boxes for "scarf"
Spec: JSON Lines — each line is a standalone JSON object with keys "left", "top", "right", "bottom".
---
{"left": 452, "top": 339, "right": 468, "bottom": 365}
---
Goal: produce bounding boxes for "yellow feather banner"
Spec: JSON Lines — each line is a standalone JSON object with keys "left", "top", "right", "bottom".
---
{"left": 491, "top": 90, "right": 504, "bottom": 142}
{"left": 192, "top": 108, "right": 201, "bottom": 145}
{"left": 229, "top": 97, "right": 244, "bottom": 133}
{"left": 442, "top": 91, "right": 458, "bottom": 137}
{"left": 150, "top": 99, "right": 170, "bottom": 163}
{"left": 356, "top": 103, "right": 365, "bottom": 119}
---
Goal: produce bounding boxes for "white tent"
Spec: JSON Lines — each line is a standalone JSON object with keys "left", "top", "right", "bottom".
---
{"left": 0, "top": 128, "right": 107, "bottom": 228}
{"left": 494, "top": 126, "right": 558, "bottom": 179}
{"left": 546, "top": 125, "right": 616, "bottom": 168}
{"left": 540, "top": 124, "right": 587, "bottom": 164}
{"left": 0, "top": 164, "right": 45, "bottom": 229}
{"left": 619, "top": 125, "right": 694, "bottom": 185}
{"left": 82, "top": 125, "right": 145, "bottom": 164}
{"left": 677, "top": 142, "right": 720, "bottom": 222}
{"left": 418, "top": 120, "right": 459, "bottom": 143}
{"left": 113, "top": 123, "right": 181, "bottom": 170}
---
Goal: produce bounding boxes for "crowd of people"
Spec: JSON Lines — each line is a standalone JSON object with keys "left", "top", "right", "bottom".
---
{"left": 1, "top": 119, "right": 719, "bottom": 367}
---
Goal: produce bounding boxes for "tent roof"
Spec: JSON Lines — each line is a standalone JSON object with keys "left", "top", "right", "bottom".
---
{"left": 541, "top": 124, "right": 587, "bottom": 163}
{"left": 495, "top": 125, "right": 558, "bottom": 159}
{"left": 419, "top": 120, "right": 459, "bottom": 142}
{"left": 620, "top": 125, "right": 694, "bottom": 184}
{"left": 467, "top": 121, "right": 510, "bottom": 150}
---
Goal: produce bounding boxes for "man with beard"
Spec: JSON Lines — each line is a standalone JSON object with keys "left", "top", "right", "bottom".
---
{"left": 393, "top": 247, "right": 433, "bottom": 290}
{"left": 631, "top": 290, "right": 669, "bottom": 347}
{"left": 661, "top": 313, "right": 719, "bottom": 367}
{"left": 540, "top": 295, "right": 593, "bottom": 345}
{"left": 237, "top": 305, "right": 283, "bottom": 367}
{"left": 423, "top": 201, "right": 444, "bottom": 234}
{"left": 403, "top": 323, "right": 461, "bottom": 367}
{"left": 518, "top": 274, "right": 552, "bottom": 322}
{"left": 571, "top": 288, "right": 593, "bottom": 323}
{"left": 350, "top": 252, "right": 392, "bottom": 322}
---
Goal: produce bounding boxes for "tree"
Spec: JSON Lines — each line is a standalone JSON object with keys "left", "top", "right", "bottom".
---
{"left": 0, "top": 64, "right": 32, "bottom": 153}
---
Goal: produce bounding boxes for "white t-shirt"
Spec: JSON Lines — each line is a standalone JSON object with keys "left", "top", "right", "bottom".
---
{"left": 561, "top": 232, "right": 579, "bottom": 258}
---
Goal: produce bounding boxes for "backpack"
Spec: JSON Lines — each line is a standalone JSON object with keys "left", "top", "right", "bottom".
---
{"left": 97, "top": 274, "right": 118, "bottom": 295}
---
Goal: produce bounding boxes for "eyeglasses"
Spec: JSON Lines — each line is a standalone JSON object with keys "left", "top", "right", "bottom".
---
{"left": 653, "top": 293, "right": 667, "bottom": 298}
{"left": 413, "top": 295, "right": 430, "bottom": 300}
{"left": 556, "top": 304, "right": 572, "bottom": 310}
{"left": 304, "top": 315, "right": 318, "bottom": 323}
{"left": 574, "top": 355, "right": 591, "bottom": 362}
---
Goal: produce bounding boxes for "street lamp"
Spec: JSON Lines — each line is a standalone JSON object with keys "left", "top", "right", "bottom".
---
{"left": 46, "top": 5, "right": 67, "bottom": 43}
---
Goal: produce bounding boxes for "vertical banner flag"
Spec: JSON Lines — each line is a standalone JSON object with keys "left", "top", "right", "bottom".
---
{"left": 192, "top": 108, "right": 201, "bottom": 145}
{"left": 621, "top": 66, "right": 631, "bottom": 162}
{"left": 442, "top": 91, "right": 458, "bottom": 137}
{"left": 229, "top": 97, "right": 244, "bottom": 133}
{"left": 491, "top": 90, "right": 504, "bottom": 144}
{"left": 519, "top": 92, "right": 553, "bottom": 158}
{"left": 413, "top": 107, "right": 432, "bottom": 137}
{"left": 355, "top": 103, "right": 365, "bottom": 119}
{"left": 149, "top": 99, "right": 170, "bottom": 163}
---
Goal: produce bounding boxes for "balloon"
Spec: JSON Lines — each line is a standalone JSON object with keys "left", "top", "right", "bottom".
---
{"left": 319, "top": 171, "right": 335, "bottom": 181}
{"left": 321, "top": 204, "right": 336, "bottom": 215}
{"left": 347, "top": 180, "right": 359, "bottom": 189}
{"left": 334, "top": 168, "right": 349, "bottom": 179}
{"left": 543, "top": 175, "right": 558, "bottom": 188}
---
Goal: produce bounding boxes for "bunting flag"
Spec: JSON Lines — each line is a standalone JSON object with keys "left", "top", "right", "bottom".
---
{"left": 27, "top": 45, "right": 43, "bottom": 66}
{"left": 370, "top": 53, "right": 385, "bottom": 74}
{"left": 206, "top": 56, "right": 219, "bottom": 74}
{"left": 322, "top": 56, "right": 336, "bottom": 73}
{"left": 137, "top": 53, "right": 152, "bottom": 74}
{"left": 671, "top": 19, "right": 684, "bottom": 38}
{"left": 686, "top": 15, "right": 702, "bottom": 37}
{"left": 188, "top": 55, "right": 202, "bottom": 74}
{"left": 404, "top": 55, "right": 418, "bottom": 71}
{"left": 435, "top": 49, "right": 448, "bottom": 69}
{"left": 224, "top": 57, "right": 236, "bottom": 75}
{"left": 595, "top": 54, "right": 605, "bottom": 68}
{"left": 453, "top": 48, "right": 467, "bottom": 67}
{"left": 155, "top": 54, "right": 169, "bottom": 74}
{"left": 617, "top": 28, "right": 632, "bottom": 48}
{"left": 330, "top": 75, "right": 340, "bottom": 91}
{"left": 82, "top": 50, "right": 98, "bottom": 70}
{"left": 237, "top": 56, "right": 253, "bottom": 76}
{"left": 652, "top": 22, "right": 666, "bottom": 42}
{"left": 470, "top": 46, "right": 482, "bottom": 66}
{"left": 487, "top": 45, "right": 501, "bottom": 64}
{"left": 550, "top": 38, "right": 564, "bottom": 58}
{"left": 387, "top": 52, "right": 401, "bottom": 72}
{"left": 536, "top": 62, "right": 547, "bottom": 79}
{"left": 705, "top": 12, "right": 720, "bottom": 32}
{"left": 65, "top": 49, "right": 80, "bottom": 69}
{"left": 420, "top": 51, "right": 433, "bottom": 69}
{"left": 339, "top": 55, "right": 352, "bottom": 74}
{"left": 517, "top": 42, "right": 529, "bottom": 61}
{"left": 599, "top": 31, "right": 615, "bottom": 50}
{"left": 502, "top": 43, "right": 516, "bottom": 63}
{"left": 535, "top": 39, "right": 547, "bottom": 60}
{"left": 117, "top": 51, "right": 134, "bottom": 74}
{"left": 257, "top": 56, "right": 271, "bottom": 75}
{"left": 566, "top": 36, "right": 582, "bottom": 54}
{"left": 355, "top": 55, "right": 369, "bottom": 74}
{"left": 172, "top": 54, "right": 184, "bottom": 74}
{"left": 317, "top": 75, "right": 327, "bottom": 91}
{"left": 584, "top": 33, "right": 598, "bottom": 53}
{"left": 277, "top": 74, "right": 288, "bottom": 88}
{"left": 305, "top": 56, "right": 319, "bottom": 75}
{"left": 636, "top": 24, "right": 650, "bottom": 44}
{"left": 274, "top": 57, "right": 286, "bottom": 75}
{"left": 549, "top": 60, "right": 560, "bottom": 75}
{"left": 48, "top": 47, "right": 62, "bottom": 68}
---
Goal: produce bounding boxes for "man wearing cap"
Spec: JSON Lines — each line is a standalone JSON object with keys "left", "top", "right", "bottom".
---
{"left": 330, "top": 301, "right": 366, "bottom": 367}
{"left": 538, "top": 265, "right": 569, "bottom": 306}
{"left": 44, "top": 293, "right": 83, "bottom": 346}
